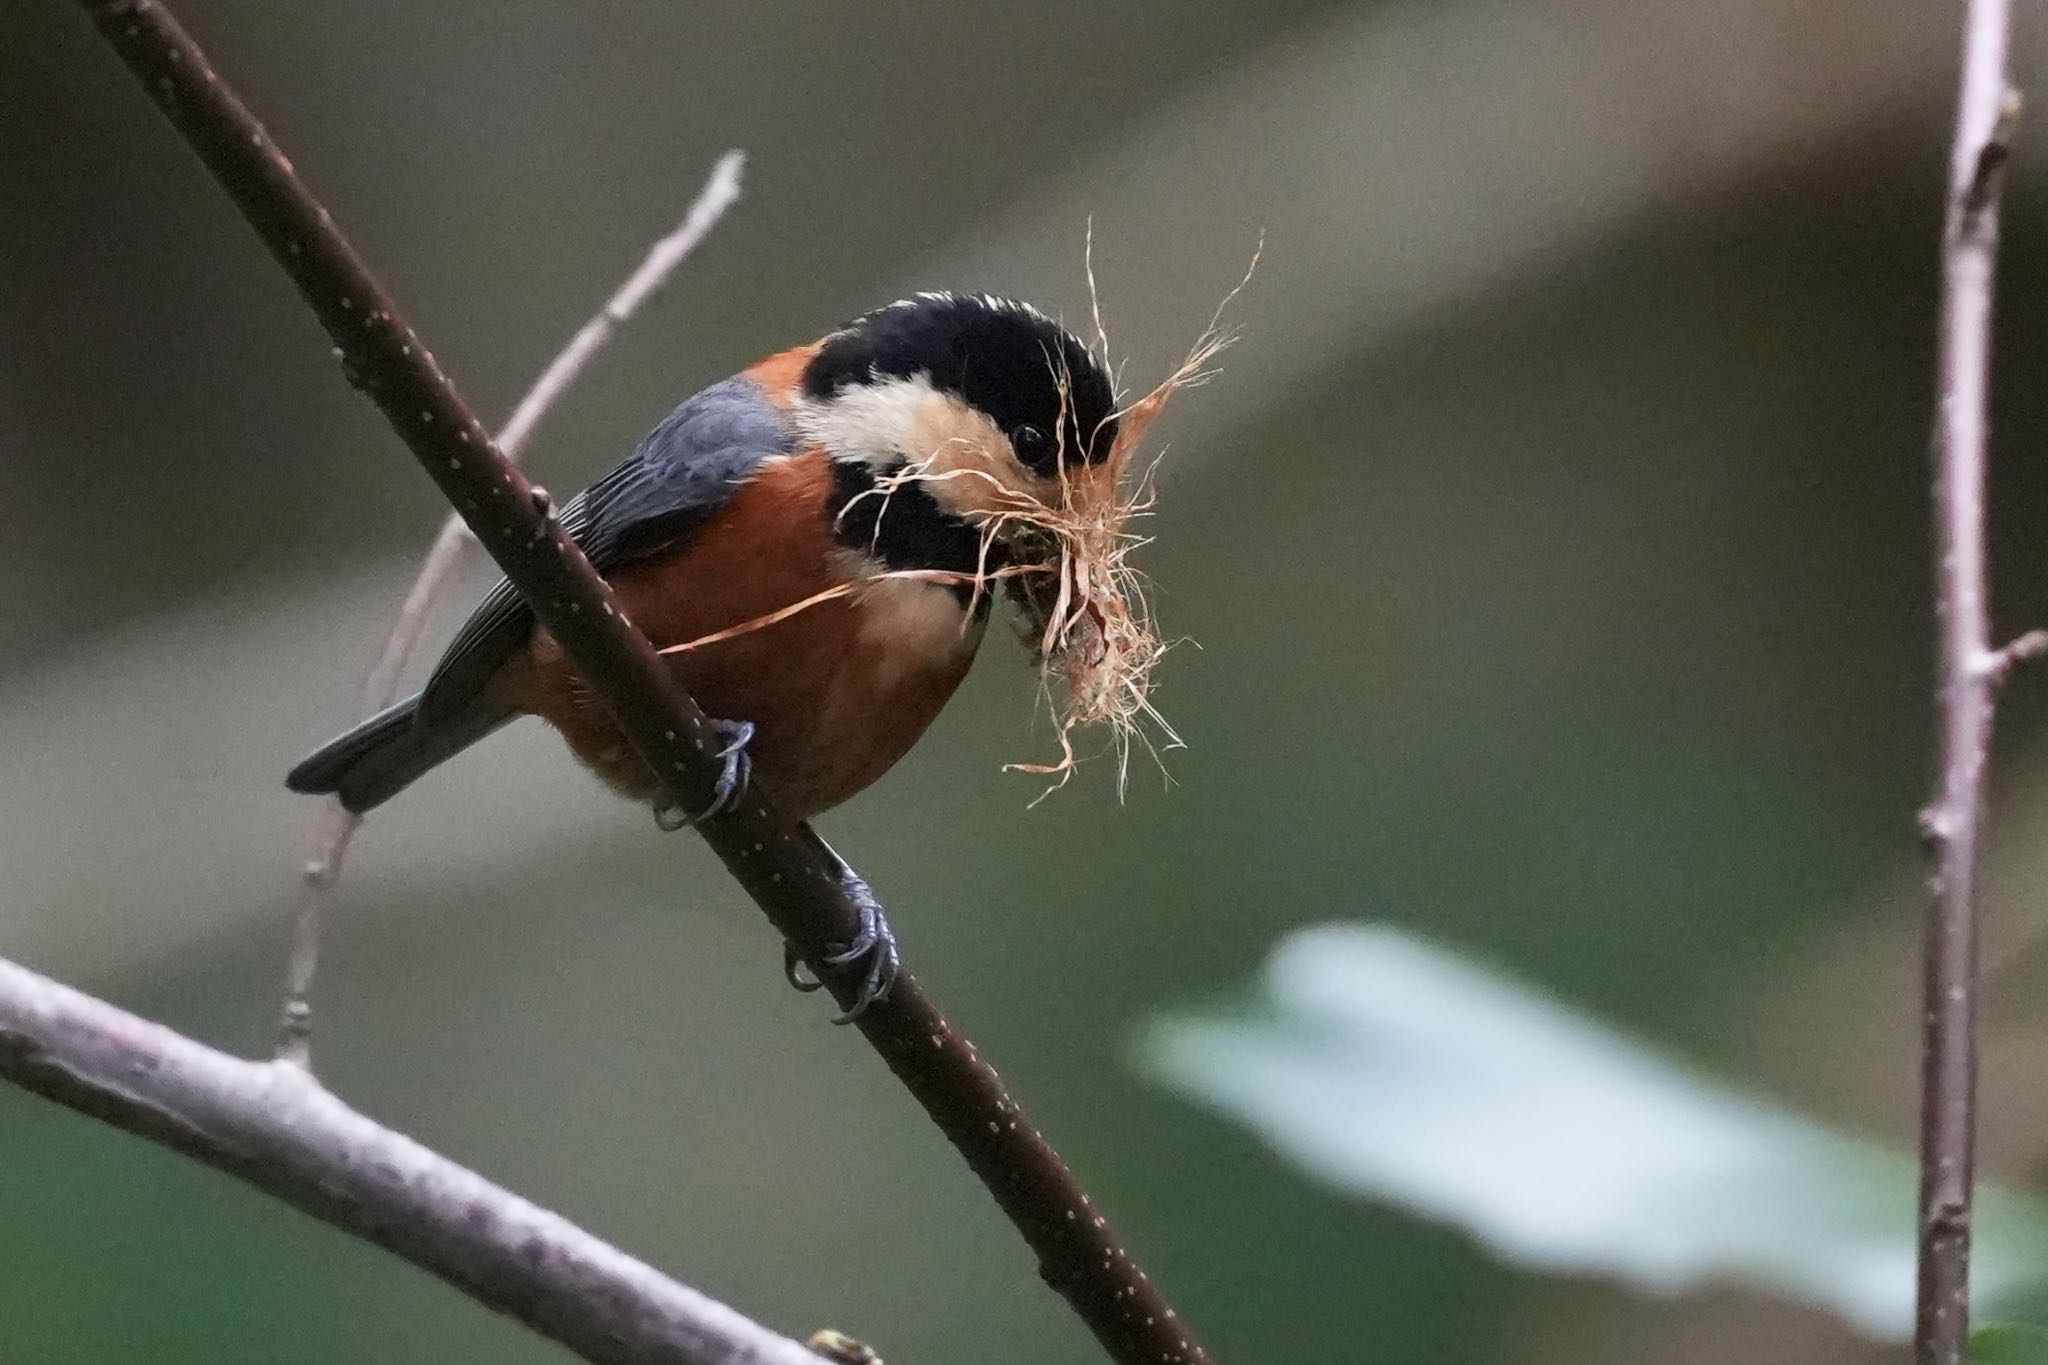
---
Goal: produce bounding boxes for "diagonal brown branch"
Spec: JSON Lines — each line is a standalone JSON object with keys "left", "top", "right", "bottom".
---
{"left": 1918, "top": 5, "right": 2021, "bottom": 1363}
{"left": 0, "top": 954, "right": 826, "bottom": 1365}
{"left": 74, "top": 3, "right": 1212, "bottom": 1362}
{"left": 278, "top": 150, "right": 747, "bottom": 1068}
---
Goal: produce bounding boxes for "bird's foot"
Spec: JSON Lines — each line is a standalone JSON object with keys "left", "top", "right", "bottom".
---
{"left": 783, "top": 862, "right": 900, "bottom": 1023}
{"left": 651, "top": 718, "right": 755, "bottom": 830}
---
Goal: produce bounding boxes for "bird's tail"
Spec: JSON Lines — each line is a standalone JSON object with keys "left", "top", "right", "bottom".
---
{"left": 286, "top": 692, "right": 512, "bottom": 813}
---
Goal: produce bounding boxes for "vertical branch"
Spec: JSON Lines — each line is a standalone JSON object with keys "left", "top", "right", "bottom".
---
{"left": 1919, "top": 5, "right": 2024, "bottom": 1362}
{"left": 277, "top": 153, "right": 746, "bottom": 1067}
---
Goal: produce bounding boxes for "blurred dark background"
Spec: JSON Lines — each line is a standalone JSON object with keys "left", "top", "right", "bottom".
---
{"left": 8, "top": 2, "right": 2048, "bottom": 1362}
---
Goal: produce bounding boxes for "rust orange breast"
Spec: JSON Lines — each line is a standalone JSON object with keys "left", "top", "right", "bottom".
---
{"left": 492, "top": 449, "right": 984, "bottom": 822}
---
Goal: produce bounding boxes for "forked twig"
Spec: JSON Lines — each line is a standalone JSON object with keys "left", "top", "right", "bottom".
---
{"left": 71, "top": 5, "right": 1212, "bottom": 1362}
{"left": 278, "top": 150, "right": 746, "bottom": 1068}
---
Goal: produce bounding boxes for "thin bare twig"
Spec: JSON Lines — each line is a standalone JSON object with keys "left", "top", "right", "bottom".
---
{"left": 277, "top": 151, "right": 747, "bottom": 1068}
{"left": 78, "top": 4, "right": 1212, "bottom": 1361}
{"left": 0, "top": 954, "right": 826, "bottom": 1365}
{"left": 1918, "top": 7, "right": 2021, "bottom": 1363}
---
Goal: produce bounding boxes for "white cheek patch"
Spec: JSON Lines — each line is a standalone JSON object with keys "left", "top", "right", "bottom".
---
{"left": 796, "top": 373, "right": 948, "bottom": 470}
{"left": 795, "top": 375, "right": 1051, "bottom": 523}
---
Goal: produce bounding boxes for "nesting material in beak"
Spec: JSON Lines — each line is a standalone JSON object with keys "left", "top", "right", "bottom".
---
{"left": 662, "top": 252, "right": 1256, "bottom": 802}
{"left": 994, "top": 308, "right": 1239, "bottom": 797}
{"left": 827, "top": 251, "right": 1254, "bottom": 797}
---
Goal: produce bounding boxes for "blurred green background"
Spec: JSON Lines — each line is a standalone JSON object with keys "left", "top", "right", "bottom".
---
{"left": 9, "top": 1, "right": 2048, "bottom": 1361}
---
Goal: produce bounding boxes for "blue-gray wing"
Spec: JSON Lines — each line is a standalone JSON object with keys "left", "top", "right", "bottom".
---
{"left": 416, "top": 376, "right": 796, "bottom": 724}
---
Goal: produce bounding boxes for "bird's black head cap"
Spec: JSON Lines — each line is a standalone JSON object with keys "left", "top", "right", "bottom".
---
{"left": 803, "top": 293, "right": 1120, "bottom": 475}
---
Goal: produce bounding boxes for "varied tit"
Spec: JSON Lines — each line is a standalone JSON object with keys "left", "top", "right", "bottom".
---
{"left": 286, "top": 291, "right": 1120, "bottom": 1008}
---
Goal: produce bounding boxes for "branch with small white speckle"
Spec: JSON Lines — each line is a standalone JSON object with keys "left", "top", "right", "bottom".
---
{"left": 76, "top": 3, "right": 1212, "bottom": 1360}
{"left": 277, "top": 150, "right": 746, "bottom": 1070}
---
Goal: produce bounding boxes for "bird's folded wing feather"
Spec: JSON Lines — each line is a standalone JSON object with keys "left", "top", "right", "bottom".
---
{"left": 417, "top": 376, "right": 797, "bottom": 723}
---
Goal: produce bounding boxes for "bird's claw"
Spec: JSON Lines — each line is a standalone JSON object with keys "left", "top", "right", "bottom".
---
{"left": 652, "top": 718, "right": 755, "bottom": 831}
{"left": 781, "top": 866, "right": 900, "bottom": 1022}
{"left": 783, "top": 942, "right": 824, "bottom": 993}
{"left": 825, "top": 870, "right": 899, "bottom": 1023}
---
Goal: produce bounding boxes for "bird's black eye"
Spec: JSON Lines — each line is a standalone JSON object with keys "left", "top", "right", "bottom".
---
{"left": 1011, "top": 423, "right": 1053, "bottom": 470}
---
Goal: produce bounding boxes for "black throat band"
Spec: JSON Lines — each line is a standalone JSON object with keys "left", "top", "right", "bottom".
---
{"left": 827, "top": 460, "right": 999, "bottom": 607}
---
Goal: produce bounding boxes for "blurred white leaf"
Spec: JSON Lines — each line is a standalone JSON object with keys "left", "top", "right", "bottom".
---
{"left": 1140, "top": 923, "right": 2048, "bottom": 1338}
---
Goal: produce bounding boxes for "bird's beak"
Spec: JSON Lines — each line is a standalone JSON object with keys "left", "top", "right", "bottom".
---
{"left": 999, "top": 524, "right": 1064, "bottom": 659}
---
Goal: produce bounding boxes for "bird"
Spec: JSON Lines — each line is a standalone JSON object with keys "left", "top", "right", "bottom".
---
{"left": 286, "top": 291, "right": 1122, "bottom": 1012}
